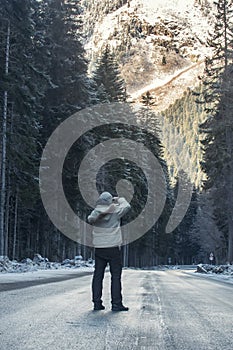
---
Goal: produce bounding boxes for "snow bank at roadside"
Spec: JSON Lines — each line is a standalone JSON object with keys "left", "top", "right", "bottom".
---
{"left": 196, "top": 263, "right": 233, "bottom": 275}
{"left": 1, "top": 255, "right": 232, "bottom": 286}
{"left": 194, "top": 263, "right": 233, "bottom": 285}
{"left": 0, "top": 254, "right": 94, "bottom": 274}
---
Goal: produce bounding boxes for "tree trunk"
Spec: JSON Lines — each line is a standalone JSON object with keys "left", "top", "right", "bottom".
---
{"left": 82, "top": 213, "right": 86, "bottom": 260}
{"left": 12, "top": 188, "right": 19, "bottom": 261}
{"left": 4, "top": 182, "right": 11, "bottom": 257}
{"left": 62, "top": 241, "right": 66, "bottom": 261}
{"left": 35, "top": 221, "right": 40, "bottom": 255}
{"left": 226, "top": 153, "right": 233, "bottom": 263}
{"left": 226, "top": 126, "right": 233, "bottom": 263}
{"left": 5, "top": 103, "right": 14, "bottom": 258}
{"left": 0, "top": 21, "right": 10, "bottom": 256}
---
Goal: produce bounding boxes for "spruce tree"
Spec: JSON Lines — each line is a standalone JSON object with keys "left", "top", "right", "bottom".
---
{"left": 140, "top": 91, "right": 156, "bottom": 107}
{"left": 0, "top": 0, "right": 46, "bottom": 258}
{"left": 36, "top": 0, "right": 94, "bottom": 260}
{"left": 92, "top": 45, "right": 127, "bottom": 103}
{"left": 200, "top": 0, "right": 233, "bottom": 262}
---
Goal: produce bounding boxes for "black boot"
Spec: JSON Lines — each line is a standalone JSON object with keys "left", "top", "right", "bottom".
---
{"left": 112, "top": 303, "right": 129, "bottom": 311}
{"left": 93, "top": 302, "right": 105, "bottom": 311}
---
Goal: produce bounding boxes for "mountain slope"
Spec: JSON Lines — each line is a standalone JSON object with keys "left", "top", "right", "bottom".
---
{"left": 130, "top": 60, "right": 205, "bottom": 112}
{"left": 83, "top": 0, "right": 214, "bottom": 100}
{"left": 82, "top": 0, "right": 216, "bottom": 187}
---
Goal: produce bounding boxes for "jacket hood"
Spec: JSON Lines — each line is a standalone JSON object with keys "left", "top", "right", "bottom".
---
{"left": 96, "top": 191, "right": 113, "bottom": 206}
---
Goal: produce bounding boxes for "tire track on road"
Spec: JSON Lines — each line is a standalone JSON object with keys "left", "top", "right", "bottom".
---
{"left": 0, "top": 271, "right": 93, "bottom": 292}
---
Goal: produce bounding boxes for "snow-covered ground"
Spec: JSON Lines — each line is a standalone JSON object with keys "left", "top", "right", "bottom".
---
{"left": 0, "top": 254, "right": 94, "bottom": 283}
{"left": 86, "top": 0, "right": 213, "bottom": 56}
{"left": 194, "top": 271, "right": 233, "bottom": 285}
{"left": 0, "top": 267, "right": 94, "bottom": 284}
{"left": 1, "top": 268, "right": 232, "bottom": 350}
{"left": 139, "top": 263, "right": 233, "bottom": 285}
{"left": 187, "top": 263, "right": 233, "bottom": 285}
{"left": 1, "top": 255, "right": 232, "bottom": 286}
{"left": 84, "top": 0, "right": 214, "bottom": 101}
{"left": 131, "top": 0, "right": 213, "bottom": 39}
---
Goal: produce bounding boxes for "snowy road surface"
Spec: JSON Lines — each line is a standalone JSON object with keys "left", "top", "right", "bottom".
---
{"left": 0, "top": 269, "right": 233, "bottom": 350}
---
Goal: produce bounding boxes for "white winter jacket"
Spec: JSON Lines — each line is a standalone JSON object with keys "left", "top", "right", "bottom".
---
{"left": 87, "top": 197, "right": 131, "bottom": 248}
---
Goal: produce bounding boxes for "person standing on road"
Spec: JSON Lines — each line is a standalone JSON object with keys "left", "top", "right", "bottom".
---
{"left": 88, "top": 191, "right": 131, "bottom": 312}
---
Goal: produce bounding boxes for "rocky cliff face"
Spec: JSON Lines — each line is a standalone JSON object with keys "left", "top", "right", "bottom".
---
{"left": 82, "top": 0, "right": 215, "bottom": 105}
{"left": 81, "top": 0, "right": 216, "bottom": 188}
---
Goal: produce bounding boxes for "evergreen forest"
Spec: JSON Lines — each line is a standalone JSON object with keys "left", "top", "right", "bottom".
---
{"left": 0, "top": 0, "right": 233, "bottom": 267}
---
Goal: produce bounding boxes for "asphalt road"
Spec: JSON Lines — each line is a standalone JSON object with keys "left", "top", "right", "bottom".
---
{"left": 0, "top": 269, "right": 232, "bottom": 350}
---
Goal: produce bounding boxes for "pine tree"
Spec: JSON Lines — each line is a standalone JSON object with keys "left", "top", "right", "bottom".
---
{"left": 0, "top": 0, "right": 95, "bottom": 260}
{"left": 92, "top": 45, "right": 127, "bottom": 103}
{"left": 140, "top": 91, "right": 156, "bottom": 107}
{"left": 35, "top": 0, "right": 96, "bottom": 260}
{"left": 200, "top": 0, "right": 233, "bottom": 262}
{"left": 38, "top": 0, "right": 93, "bottom": 135}
{"left": 0, "top": 0, "right": 46, "bottom": 258}
{"left": 173, "top": 177, "right": 200, "bottom": 264}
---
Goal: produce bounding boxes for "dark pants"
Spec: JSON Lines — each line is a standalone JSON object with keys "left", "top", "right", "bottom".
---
{"left": 92, "top": 247, "right": 122, "bottom": 305}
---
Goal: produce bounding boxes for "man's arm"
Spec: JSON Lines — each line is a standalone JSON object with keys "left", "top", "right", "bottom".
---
{"left": 115, "top": 197, "right": 131, "bottom": 218}
{"left": 87, "top": 204, "right": 115, "bottom": 224}
{"left": 87, "top": 210, "right": 99, "bottom": 224}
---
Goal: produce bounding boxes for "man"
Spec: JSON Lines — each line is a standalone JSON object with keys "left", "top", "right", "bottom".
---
{"left": 88, "top": 191, "right": 131, "bottom": 312}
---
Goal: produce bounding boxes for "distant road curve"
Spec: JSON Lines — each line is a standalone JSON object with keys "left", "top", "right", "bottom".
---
{"left": 130, "top": 60, "right": 205, "bottom": 110}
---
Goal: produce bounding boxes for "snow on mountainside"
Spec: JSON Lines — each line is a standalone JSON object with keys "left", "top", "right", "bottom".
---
{"left": 83, "top": 0, "right": 215, "bottom": 110}
{"left": 82, "top": 0, "right": 217, "bottom": 187}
